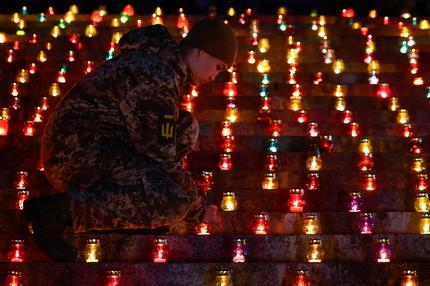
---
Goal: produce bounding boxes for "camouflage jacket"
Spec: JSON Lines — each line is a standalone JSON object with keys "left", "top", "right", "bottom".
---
{"left": 41, "top": 25, "right": 204, "bottom": 231}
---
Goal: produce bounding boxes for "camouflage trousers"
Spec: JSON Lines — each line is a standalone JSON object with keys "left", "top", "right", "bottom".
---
{"left": 60, "top": 112, "right": 205, "bottom": 233}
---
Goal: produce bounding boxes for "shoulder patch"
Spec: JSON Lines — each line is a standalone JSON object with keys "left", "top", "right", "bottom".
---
{"left": 158, "top": 110, "right": 176, "bottom": 142}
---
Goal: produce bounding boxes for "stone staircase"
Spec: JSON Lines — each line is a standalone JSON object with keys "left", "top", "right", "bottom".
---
{"left": 0, "top": 8, "right": 429, "bottom": 286}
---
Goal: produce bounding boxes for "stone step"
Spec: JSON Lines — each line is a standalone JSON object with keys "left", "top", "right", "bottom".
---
{"left": 0, "top": 234, "right": 428, "bottom": 263}
{"left": 0, "top": 209, "right": 426, "bottom": 235}
{"left": 0, "top": 262, "right": 429, "bottom": 286}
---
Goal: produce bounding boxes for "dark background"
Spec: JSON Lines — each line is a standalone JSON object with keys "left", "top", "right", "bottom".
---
{"left": 2, "top": 0, "right": 430, "bottom": 16}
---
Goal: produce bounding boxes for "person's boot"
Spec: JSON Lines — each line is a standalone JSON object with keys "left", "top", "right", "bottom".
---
{"left": 24, "top": 193, "right": 79, "bottom": 262}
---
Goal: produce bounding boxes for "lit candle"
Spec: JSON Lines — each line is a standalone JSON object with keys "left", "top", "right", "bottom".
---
{"left": 5, "top": 270, "right": 22, "bottom": 286}
{"left": 342, "top": 110, "right": 353, "bottom": 124}
{"left": 253, "top": 213, "right": 270, "bottom": 234}
{"left": 221, "top": 136, "right": 236, "bottom": 153}
{"left": 232, "top": 239, "right": 247, "bottom": 263}
{"left": 358, "top": 153, "right": 374, "bottom": 172}
{"left": 223, "top": 82, "right": 237, "bottom": 98}
{"left": 106, "top": 270, "right": 121, "bottom": 286}
{"left": 349, "top": 122, "right": 360, "bottom": 137}
{"left": 221, "top": 192, "right": 238, "bottom": 211}
{"left": 8, "top": 240, "right": 24, "bottom": 262}
{"left": 16, "top": 190, "right": 29, "bottom": 210}
{"left": 376, "top": 238, "right": 392, "bottom": 263}
{"left": 268, "top": 120, "right": 283, "bottom": 137}
{"left": 218, "top": 153, "right": 233, "bottom": 171}
{"left": 306, "top": 172, "right": 320, "bottom": 191}
{"left": 414, "top": 192, "right": 430, "bottom": 212}
{"left": 14, "top": 171, "right": 28, "bottom": 190}
{"left": 307, "top": 239, "right": 323, "bottom": 263}
{"left": 292, "top": 270, "right": 310, "bottom": 286}
{"left": 334, "top": 96, "right": 346, "bottom": 111}
{"left": 303, "top": 213, "right": 320, "bottom": 234}
{"left": 23, "top": 121, "right": 35, "bottom": 136}
{"left": 201, "top": 171, "right": 214, "bottom": 191}
{"left": 152, "top": 238, "right": 168, "bottom": 263}
{"left": 411, "top": 158, "right": 425, "bottom": 173}
{"left": 267, "top": 138, "right": 280, "bottom": 154}
{"left": 410, "top": 137, "right": 423, "bottom": 154}
{"left": 296, "top": 110, "right": 308, "bottom": 124}
{"left": 306, "top": 143, "right": 322, "bottom": 172}
{"left": 348, "top": 191, "right": 363, "bottom": 212}
{"left": 84, "top": 238, "right": 102, "bottom": 262}
{"left": 419, "top": 213, "right": 430, "bottom": 234}
{"left": 319, "top": 135, "right": 334, "bottom": 153}
{"left": 265, "top": 154, "right": 279, "bottom": 172}
{"left": 389, "top": 97, "right": 400, "bottom": 112}
{"left": 359, "top": 138, "right": 373, "bottom": 155}
{"left": 415, "top": 173, "right": 428, "bottom": 191}
{"left": 307, "top": 122, "right": 319, "bottom": 137}
{"left": 400, "top": 270, "right": 418, "bottom": 286}
{"left": 377, "top": 83, "right": 391, "bottom": 99}
{"left": 247, "top": 51, "right": 256, "bottom": 64}
{"left": 225, "top": 102, "right": 238, "bottom": 123}
{"left": 215, "top": 270, "right": 233, "bottom": 286}
{"left": 359, "top": 212, "right": 375, "bottom": 234}
{"left": 195, "top": 223, "right": 211, "bottom": 235}
{"left": 363, "top": 173, "right": 377, "bottom": 191}
{"left": 288, "top": 189, "right": 305, "bottom": 212}
{"left": 397, "top": 109, "right": 410, "bottom": 124}
{"left": 220, "top": 120, "right": 233, "bottom": 137}
{"left": 262, "top": 172, "right": 278, "bottom": 190}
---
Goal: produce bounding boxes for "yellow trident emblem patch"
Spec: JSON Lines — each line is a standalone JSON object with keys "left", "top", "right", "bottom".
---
{"left": 160, "top": 113, "right": 175, "bottom": 141}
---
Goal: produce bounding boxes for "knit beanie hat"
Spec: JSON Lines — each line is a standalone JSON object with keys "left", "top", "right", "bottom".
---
{"left": 180, "top": 19, "right": 238, "bottom": 67}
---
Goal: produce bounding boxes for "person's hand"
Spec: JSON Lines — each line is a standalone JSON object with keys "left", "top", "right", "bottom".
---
{"left": 201, "top": 204, "right": 223, "bottom": 232}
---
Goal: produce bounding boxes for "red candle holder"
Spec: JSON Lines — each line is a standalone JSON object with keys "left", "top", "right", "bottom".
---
{"left": 10, "top": 82, "right": 19, "bottom": 97}
{"left": 402, "top": 124, "right": 413, "bottom": 138}
{"left": 358, "top": 154, "right": 374, "bottom": 171}
{"left": 32, "top": 107, "right": 43, "bottom": 123}
{"left": 319, "top": 135, "right": 334, "bottom": 153}
{"left": 106, "top": 270, "right": 121, "bottom": 286}
{"left": 296, "top": 110, "right": 308, "bottom": 124}
{"left": 268, "top": 119, "right": 283, "bottom": 137}
{"left": 349, "top": 122, "right": 360, "bottom": 137}
{"left": 306, "top": 172, "right": 320, "bottom": 191}
{"left": 84, "top": 61, "right": 94, "bottom": 74}
{"left": 195, "top": 223, "right": 211, "bottom": 235}
{"left": 16, "top": 190, "right": 29, "bottom": 210}
{"left": 218, "top": 153, "right": 233, "bottom": 171}
{"left": 5, "top": 270, "right": 22, "bottom": 286}
{"left": 342, "top": 110, "right": 353, "bottom": 124}
{"left": 376, "top": 83, "right": 391, "bottom": 99}
{"left": 363, "top": 173, "right": 377, "bottom": 191}
{"left": 8, "top": 240, "right": 24, "bottom": 262}
{"left": 0, "top": 119, "right": 9, "bottom": 136}
{"left": 257, "top": 98, "right": 272, "bottom": 122}
{"left": 253, "top": 213, "right": 270, "bottom": 234}
{"left": 307, "top": 122, "right": 319, "bottom": 137}
{"left": 341, "top": 8, "right": 355, "bottom": 18}
{"left": 410, "top": 137, "right": 423, "bottom": 154}
{"left": 6, "top": 49, "right": 14, "bottom": 63}
{"left": 292, "top": 270, "right": 310, "bottom": 286}
{"left": 152, "top": 238, "right": 168, "bottom": 263}
{"left": 200, "top": 171, "right": 214, "bottom": 191}
{"left": 223, "top": 82, "right": 237, "bottom": 97}
{"left": 265, "top": 154, "right": 279, "bottom": 171}
{"left": 416, "top": 173, "right": 429, "bottom": 191}
{"left": 29, "top": 62, "right": 37, "bottom": 74}
{"left": 288, "top": 189, "right": 305, "bottom": 212}
{"left": 221, "top": 135, "right": 236, "bottom": 153}
{"left": 40, "top": 97, "right": 49, "bottom": 111}
{"left": 23, "top": 121, "right": 35, "bottom": 136}
{"left": 14, "top": 171, "right": 29, "bottom": 190}
{"left": 232, "top": 238, "right": 247, "bottom": 263}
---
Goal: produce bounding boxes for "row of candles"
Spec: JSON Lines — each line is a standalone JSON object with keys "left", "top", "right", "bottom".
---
{"left": 2, "top": 268, "right": 422, "bottom": 286}
{"left": 0, "top": 236, "right": 415, "bottom": 264}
